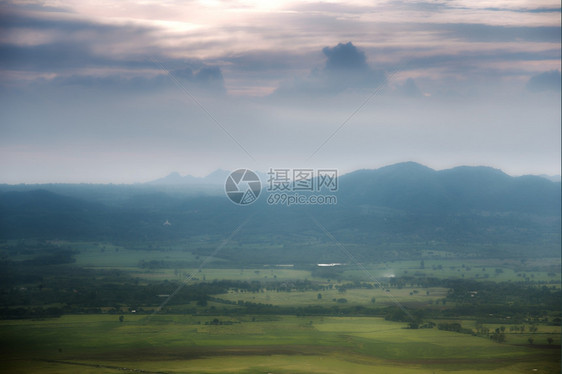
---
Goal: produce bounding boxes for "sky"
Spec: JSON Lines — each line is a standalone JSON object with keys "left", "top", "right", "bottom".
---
{"left": 0, "top": 0, "right": 560, "bottom": 183}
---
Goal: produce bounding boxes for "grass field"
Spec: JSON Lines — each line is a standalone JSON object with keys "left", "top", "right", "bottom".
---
{"left": 2, "top": 241, "right": 559, "bottom": 373}
{"left": 217, "top": 286, "right": 449, "bottom": 306}
{"left": 1, "top": 315, "right": 559, "bottom": 373}
{"left": 62, "top": 241, "right": 561, "bottom": 284}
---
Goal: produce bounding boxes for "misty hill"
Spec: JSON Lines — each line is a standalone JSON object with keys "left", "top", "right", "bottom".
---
{"left": 539, "top": 174, "right": 562, "bottom": 183}
{"left": 147, "top": 169, "right": 231, "bottom": 185}
{"left": 0, "top": 190, "right": 108, "bottom": 239}
{"left": 0, "top": 162, "right": 559, "bottom": 261}
{"left": 339, "top": 162, "right": 560, "bottom": 215}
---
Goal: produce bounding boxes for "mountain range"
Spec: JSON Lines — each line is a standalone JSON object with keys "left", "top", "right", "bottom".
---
{"left": 339, "top": 162, "right": 560, "bottom": 215}
{"left": 147, "top": 169, "right": 231, "bottom": 185}
{"left": 145, "top": 166, "right": 560, "bottom": 186}
{"left": 1, "top": 162, "right": 559, "bottom": 262}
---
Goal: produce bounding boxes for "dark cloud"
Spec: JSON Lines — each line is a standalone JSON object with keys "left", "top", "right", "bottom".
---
{"left": 43, "top": 73, "right": 168, "bottom": 92}
{"left": 526, "top": 70, "right": 562, "bottom": 92}
{"left": 193, "top": 66, "right": 224, "bottom": 87}
{"left": 0, "top": 9, "right": 156, "bottom": 73}
{"left": 274, "top": 42, "right": 385, "bottom": 96}
{"left": 3, "top": 2, "right": 73, "bottom": 14}
{"left": 484, "top": 7, "right": 561, "bottom": 14}
{"left": 392, "top": 1, "right": 449, "bottom": 13}
{"left": 323, "top": 42, "right": 369, "bottom": 71}
{"left": 402, "top": 1, "right": 561, "bottom": 14}
{"left": 222, "top": 50, "right": 312, "bottom": 74}
{"left": 166, "top": 65, "right": 226, "bottom": 93}
{"left": 0, "top": 6, "right": 225, "bottom": 93}
{"left": 0, "top": 43, "right": 132, "bottom": 71}
{"left": 400, "top": 49, "right": 561, "bottom": 78}
{"left": 25, "top": 64, "right": 226, "bottom": 94}
{"left": 427, "top": 23, "right": 561, "bottom": 43}
{"left": 0, "top": 10, "right": 109, "bottom": 32}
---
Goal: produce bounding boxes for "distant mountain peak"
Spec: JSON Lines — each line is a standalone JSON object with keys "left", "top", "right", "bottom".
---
{"left": 447, "top": 165, "right": 507, "bottom": 174}
{"left": 539, "top": 174, "right": 561, "bottom": 183}
{"left": 207, "top": 169, "right": 230, "bottom": 177}
{"left": 388, "top": 161, "right": 428, "bottom": 168}
{"left": 146, "top": 169, "right": 230, "bottom": 185}
{"left": 204, "top": 169, "right": 231, "bottom": 184}
{"left": 379, "top": 162, "right": 435, "bottom": 172}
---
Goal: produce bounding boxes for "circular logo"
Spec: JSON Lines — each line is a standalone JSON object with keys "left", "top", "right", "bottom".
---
{"left": 225, "top": 169, "right": 261, "bottom": 205}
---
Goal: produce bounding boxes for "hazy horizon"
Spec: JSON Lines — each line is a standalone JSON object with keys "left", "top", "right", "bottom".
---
{"left": 1, "top": 161, "right": 561, "bottom": 185}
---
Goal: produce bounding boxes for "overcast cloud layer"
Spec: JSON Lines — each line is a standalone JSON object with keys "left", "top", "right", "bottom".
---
{"left": 0, "top": 0, "right": 560, "bottom": 183}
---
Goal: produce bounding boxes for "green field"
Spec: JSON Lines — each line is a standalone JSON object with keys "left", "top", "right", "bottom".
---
{"left": 1, "top": 241, "right": 560, "bottom": 373}
{"left": 217, "top": 286, "right": 449, "bottom": 306}
{"left": 1, "top": 315, "right": 559, "bottom": 374}
{"left": 67, "top": 241, "right": 561, "bottom": 284}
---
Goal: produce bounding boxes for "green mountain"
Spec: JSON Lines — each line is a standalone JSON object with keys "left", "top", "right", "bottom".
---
{"left": 1, "top": 163, "right": 559, "bottom": 262}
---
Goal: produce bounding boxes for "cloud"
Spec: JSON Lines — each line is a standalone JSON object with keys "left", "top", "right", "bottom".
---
{"left": 429, "top": 23, "right": 561, "bottom": 44}
{"left": 0, "top": 6, "right": 225, "bottom": 94}
{"left": 0, "top": 43, "right": 130, "bottom": 71}
{"left": 0, "top": 1, "right": 560, "bottom": 182}
{"left": 323, "top": 42, "right": 369, "bottom": 71}
{"left": 0, "top": 10, "right": 150, "bottom": 76}
{"left": 274, "top": 42, "right": 386, "bottom": 96}
{"left": 2, "top": 2, "right": 559, "bottom": 98}
{"left": 396, "top": 78, "right": 423, "bottom": 97}
{"left": 192, "top": 66, "right": 225, "bottom": 88}
{"left": 0, "top": 4, "right": 227, "bottom": 93}
{"left": 24, "top": 64, "right": 227, "bottom": 94}
{"left": 526, "top": 70, "right": 561, "bottom": 92}
{"left": 153, "top": 65, "right": 226, "bottom": 93}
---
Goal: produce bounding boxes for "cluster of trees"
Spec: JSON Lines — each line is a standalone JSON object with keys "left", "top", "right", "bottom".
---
{"left": 489, "top": 328, "right": 506, "bottom": 343}
{"left": 437, "top": 322, "right": 474, "bottom": 335}
{"left": 445, "top": 279, "right": 560, "bottom": 307}
{"left": 1, "top": 251, "right": 560, "bottom": 329}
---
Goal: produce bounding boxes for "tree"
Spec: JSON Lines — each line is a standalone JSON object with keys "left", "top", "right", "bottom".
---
{"left": 371, "top": 297, "right": 376, "bottom": 304}
{"left": 490, "top": 331, "right": 505, "bottom": 343}
{"left": 119, "top": 315, "right": 124, "bottom": 323}
{"left": 317, "top": 293, "right": 322, "bottom": 300}
{"left": 196, "top": 295, "right": 208, "bottom": 306}
{"left": 528, "top": 337, "right": 534, "bottom": 345}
